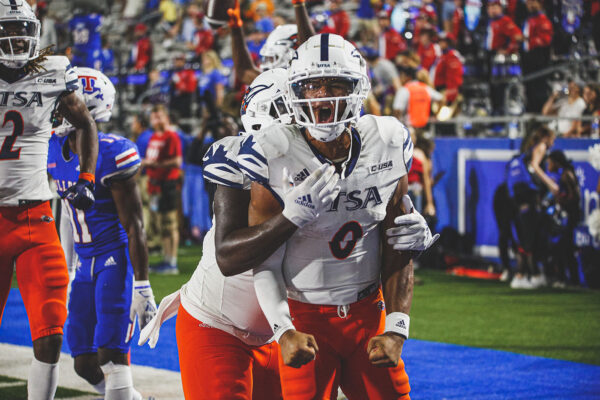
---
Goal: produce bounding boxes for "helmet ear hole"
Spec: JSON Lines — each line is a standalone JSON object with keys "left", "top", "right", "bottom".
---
{"left": 251, "top": 124, "right": 262, "bottom": 131}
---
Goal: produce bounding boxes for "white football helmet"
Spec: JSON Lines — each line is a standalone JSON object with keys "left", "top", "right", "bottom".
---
{"left": 0, "top": 0, "right": 40, "bottom": 69}
{"left": 240, "top": 68, "right": 292, "bottom": 134}
{"left": 259, "top": 24, "right": 298, "bottom": 71}
{"left": 287, "top": 33, "right": 370, "bottom": 142}
{"left": 54, "top": 67, "right": 116, "bottom": 137}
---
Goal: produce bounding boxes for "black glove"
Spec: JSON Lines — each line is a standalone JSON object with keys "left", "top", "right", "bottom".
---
{"left": 62, "top": 178, "right": 95, "bottom": 210}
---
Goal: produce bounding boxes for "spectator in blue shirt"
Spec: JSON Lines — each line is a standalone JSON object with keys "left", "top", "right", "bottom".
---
{"left": 197, "top": 50, "right": 227, "bottom": 118}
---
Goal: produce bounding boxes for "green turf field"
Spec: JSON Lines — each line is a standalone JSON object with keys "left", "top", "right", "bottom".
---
{"left": 11, "top": 244, "right": 600, "bottom": 367}
{"left": 149, "top": 245, "right": 600, "bottom": 365}
{"left": 0, "top": 375, "right": 94, "bottom": 399}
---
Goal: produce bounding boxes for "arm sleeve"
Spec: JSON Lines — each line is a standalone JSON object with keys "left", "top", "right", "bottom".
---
{"left": 427, "top": 86, "right": 444, "bottom": 102}
{"left": 253, "top": 243, "right": 295, "bottom": 342}
{"left": 393, "top": 87, "right": 409, "bottom": 111}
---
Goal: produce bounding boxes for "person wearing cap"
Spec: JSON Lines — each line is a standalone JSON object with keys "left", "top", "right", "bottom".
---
{"left": 130, "top": 23, "right": 152, "bottom": 72}
{"left": 433, "top": 32, "right": 464, "bottom": 105}
{"left": 417, "top": 27, "right": 441, "bottom": 72}
{"left": 319, "top": 0, "right": 350, "bottom": 38}
{"left": 377, "top": 9, "right": 407, "bottom": 61}
{"left": 393, "top": 63, "right": 443, "bottom": 132}
{"left": 522, "top": 0, "right": 553, "bottom": 112}
{"left": 486, "top": 0, "right": 523, "bottom": 54}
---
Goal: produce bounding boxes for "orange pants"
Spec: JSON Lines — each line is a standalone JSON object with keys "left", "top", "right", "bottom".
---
{"left": 280, "top": 289, "right": 411, "bottom": 400}
{"left": 176, "top": 304, "right": 282, "bottom": 400}
{"left": 0, "top": 201, "right": 69, "bottom": 341}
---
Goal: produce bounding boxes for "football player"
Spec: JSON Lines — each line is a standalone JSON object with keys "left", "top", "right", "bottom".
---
{"left": 227, "top": 0, "right": 314, "bottom": 85}
{"left": 237, "top": 33, "right": 438, "bottom": 399}
{"left": 48, "top": 68, "right": 156, "bottom": 400}
{"left": 0, "top": 1, "right": 98, "bottom": 399}
{"left": 138, "top": 68, "right": 325, "bottom": 400}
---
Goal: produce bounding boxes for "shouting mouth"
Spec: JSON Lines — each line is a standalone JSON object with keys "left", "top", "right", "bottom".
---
{"left": 315, "top": 103, "right": 335, "bottom": 124}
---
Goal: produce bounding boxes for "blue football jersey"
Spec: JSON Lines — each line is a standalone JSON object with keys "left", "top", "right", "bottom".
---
{"left": 69, "top": 14, "right": 103, "bottom": 68}
{"left": 48, "top": 132, "right": 141, "bottom": 258}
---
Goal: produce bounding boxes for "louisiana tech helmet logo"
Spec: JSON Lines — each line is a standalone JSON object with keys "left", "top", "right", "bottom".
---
{"left": 79, "top": 75, "right": 104, "bottom": 100}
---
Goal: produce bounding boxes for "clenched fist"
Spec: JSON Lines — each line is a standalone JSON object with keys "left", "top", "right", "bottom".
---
{"left": 367, "top": 332, "right": 405, "bottom": 368}
{"left": 279, "top": 329, "right": 319, "bottom": 368}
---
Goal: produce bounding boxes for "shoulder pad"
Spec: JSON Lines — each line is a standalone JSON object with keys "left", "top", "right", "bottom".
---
{"left": 253, "top": 124, "right": 291, "bottom": 160}
{"left": 202, "top": 136, "right": 247, "bottom": 189}
{"left": 40, "top": 55, "right": 72, "bottom": 72}
{"left": 99, "top": 134, "right": 141, "bottom": 186}
{"left": 367, "top": 115, "right": 409, "bottom": 148}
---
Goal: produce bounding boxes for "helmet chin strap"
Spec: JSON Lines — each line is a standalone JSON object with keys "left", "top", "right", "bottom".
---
{"left": 307, "top": 123, "right": 347, "bottom": 143}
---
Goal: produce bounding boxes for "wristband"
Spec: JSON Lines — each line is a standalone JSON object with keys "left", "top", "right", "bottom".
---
{"left": 134, "top": 280, "right": 151, "bottom": 289}
{"left": 273, "top": 323, "right": 295, "bottom": 343}
{"left": 384, "top": 312, "right": 409, "bottom": 339}
{"left": 78, "top": 172, "right": 95, "bottom": 184}
{"left": 292, "top": 0, "right": 305, "bottom": 4}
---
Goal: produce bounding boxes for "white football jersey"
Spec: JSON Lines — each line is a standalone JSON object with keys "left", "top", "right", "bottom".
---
{"left": 238, "top": 115, "right": 414, "bottom": 305}
{"left": 180, "top": 135, "right": 273, "bottom": 346}
{"left": 0, "top": 56, "right": 79, "bottom": 206}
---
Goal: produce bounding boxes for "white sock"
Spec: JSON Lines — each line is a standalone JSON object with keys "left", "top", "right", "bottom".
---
{"left": 28, "top": 358, "right": 58, "bottom": 400}
{"left": 92, "top": 378, "right": 106, "bottom": 394}
{"left": 166, "top": 255, "right": 177, "bottom": 267}
{"left": 100, "top": 362, "right": 134, "bottom": 400}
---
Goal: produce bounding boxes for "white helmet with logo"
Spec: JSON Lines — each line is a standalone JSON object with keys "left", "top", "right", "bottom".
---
{"left": 0, "top": 0, "right": 40, "bottom": 69}
{"left": 54, "top": 67, "right": 116, "bottom": 137}
{"left": 240, "top": 68, "right": 292, "bottom": 134}
{"left": 259, "top": 24, "right": 298, "bottom": 71}
{"left": 287, "top": 33, "right": 370, "bottom": 142}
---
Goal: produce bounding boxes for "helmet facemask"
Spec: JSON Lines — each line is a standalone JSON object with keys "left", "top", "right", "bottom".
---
{"left": 260, "top": 43, "right": 293, "bottom": 71}
{"left": 0, "top": 19, "right": 39, "bottom": 69}
{"left": 289, "top": 72, "right": 368, "bottom": 142}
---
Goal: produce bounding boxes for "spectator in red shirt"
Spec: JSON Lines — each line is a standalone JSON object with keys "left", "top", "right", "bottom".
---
{"left": 142, "top": 105, "right": 183, "bottom": 274}
{"left": 433, "top": 33, "right": 464, "bottom": 104}
{"left": 320, "top": 0, "right": 350, "bottom": 38}
{"left": 486, "top": 0, "right": 523, "bottom": 54}
{"left": 192, "top": 16, "right": 214, "bottom": 61}
{"left": 130, "top": 23, "right": 152, "bottom": 71}
{"left": 487, "top": 0, "right": 522, "bottom": 114}
{"left": 170, "top": 54, "right": 198, "bottom": 120}
{"left": 522, "top": 0, "right": 553, "bottom": 112}
{"left": 377, "top": 10, "right": 407, "bottom": 60}
{"left": 417, "top": 28, "right": 441, "bottom": 72}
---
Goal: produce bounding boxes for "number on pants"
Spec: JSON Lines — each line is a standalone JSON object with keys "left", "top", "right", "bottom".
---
{"left": 329, "top": 221, "right": 363, "bottom": 260}
{"left": 0, "top": 111, "right": 24, "bottom": 161}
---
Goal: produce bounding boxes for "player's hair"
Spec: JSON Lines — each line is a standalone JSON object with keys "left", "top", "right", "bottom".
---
{"left": 521, "top": 125, "right": 554, "bottom": 153}
{"left": 24, "top": 45, "right": 54, "bottom": 75}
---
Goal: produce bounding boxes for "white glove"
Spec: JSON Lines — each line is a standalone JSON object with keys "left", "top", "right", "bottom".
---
{"left": 127, "top": 280, "right": 157, "bottom": 343}
{"left": 281, "top": 163, "right": 340, "bottom": 228}
{"left": 386, "top": 195, "right": 440, "bottom": 252}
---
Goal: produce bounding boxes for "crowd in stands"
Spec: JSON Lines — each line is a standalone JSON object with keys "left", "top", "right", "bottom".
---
{"left": 31, "top": 0, "right": 599, "bottom": 283}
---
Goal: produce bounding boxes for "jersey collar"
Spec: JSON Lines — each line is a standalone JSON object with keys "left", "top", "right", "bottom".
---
{"left": 301, "top": 125, "right": 362, "bottom": 178}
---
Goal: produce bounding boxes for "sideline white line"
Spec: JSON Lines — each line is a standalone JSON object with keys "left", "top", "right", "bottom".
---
{"left": 0, "top": 343, "right": 184, "bottom": 399}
